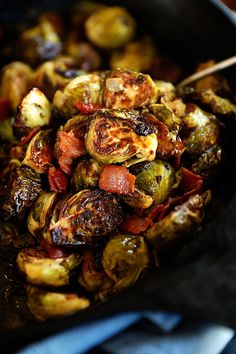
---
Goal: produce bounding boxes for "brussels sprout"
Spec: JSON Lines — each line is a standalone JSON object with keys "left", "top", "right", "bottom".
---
{"left": 85, "top": 7, "right": 136, "bottom": 49}
{"left": 3, "top": 166, "right": 42, "bottom": 221}
{"left": 145, "top": 194, "right": 205, "bottom": 250}
{"left": 104, "top": 69, "right": 157, "bottom": 109}
{"left": 17, "top": 247, "right": 81, "bottom": 287}
{"left": 72, "top": 158, "right": 103, "bottom": 191}
{"left": 19, "top": 17, "right": 61, "bottom": 66}
{"left": 26, "top": 285, "right": 90, "bottom": 320}
{"left": 123, "top": 188, "right": 153, "bottom": 210}
{"left": 191, "top": 144, "right": 222, "bottom": 180}
{"left": 102, "top": 234, "right": 150, "bottom": 290}
{"left": 48, "top": 189, "right": 123, "bottom": 247}
{"left": 13, "top": 88, "right": 52, "bottom": 138}
{"left": 34, "top": 56, "right": 81, "bottom": 100}
{"left": 27, "top": 191, "right": 57, "bottom": 237}
{"left": 0, "top": 62, "right": 33, "bottom": 110}
{"left": 0, "top": 117, "right": 18, "bottom": 145}
{"left": 78, "top": 249, "right": 113, "bottom": 292}
{"left": 64, "top": 41, "right": 101, "bottom": 71}
{"left": 85, "top": 109, "right": 157, "bottom": 165}
{"left": 183, "top": 104, "right": 214, "bottom": 130}
{"left": 148, "top": 104, "right": 182, "bottom": 133}
{"left": 53, "top": 73, "right": 103, "bottom": 118}
{"left": 195, "top": 89, "right": 236, "bottom": 117}
{"left": 135, "top": 160, "right": 176, "bottom": 204}
{"left": 109, "top": 37, "right": 156, "bottom": 72}
{"left": 155, "top": 80, "right": 176, "bottom": 101}
{"left": 22, "top": 130, "right": 53, "bottom": 174}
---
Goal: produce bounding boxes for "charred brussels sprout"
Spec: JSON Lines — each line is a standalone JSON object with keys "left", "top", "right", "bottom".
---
{"left": 102, "top": 234, "right": 150, "bottom": 290}
{"left": 104, "top": 69, "right": 157, "bottom": 109}
{"left": 191, "top": 144, "right": 222, "bottom": 180}
{"left": 27, "top": 191, "right": 57, "bottom": 237}
{"left": 195, "top": 89, "right": 236, "bottom": 117}
{"left": 72, "top": 158, "right": 103, "bottom": 191}
{"left": 3, "top": 166, "right": 42, "bottom": 221}
{"left": 48, "top": 189, "right": 123, "bottom": 247}
{"left": 183, "top": 104, "right": 213, "bottom": 130}
{"left": 22, "top": 130, "right": 53, "bottom": 174}
{"left": 85, "top": 109, "right": 157, "bottom": 165}
{"left": 27, "top": 285, "right": 90, "bottom": 320}
{"left": 17, "top": 248, "right": 81, "bottom": 287}
{"left": 64, "top": 41, "right": 101, "bottom": 71}
{"left": 0, "top": 62, "right": 33, "bottom": 111}
{"left": 145, "top": 194, "right": 205, "bottom": 250}
{"left": 149, "top": 103, "right": 183, "bottom": 133}
{"left": 53, "top": 73, "right": 103, "bottom": 118}
{"left": 135, "top": 160, "right": 176, "bottom": 204}
{"left": 85, "top": 7, "right": 136, "bottom": 49}
{"left": 123, "top": 188, "right": 153, "bottom": 210}
{"left": 13, "top": 88, "right": 52, "bottom": 138}
{"left": 155, "top": 81, "right": 176, "bottom": 101}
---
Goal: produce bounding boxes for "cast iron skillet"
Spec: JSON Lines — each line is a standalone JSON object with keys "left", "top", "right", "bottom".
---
{"left": 0, "top": 0, "right": 236, "bottom": 352}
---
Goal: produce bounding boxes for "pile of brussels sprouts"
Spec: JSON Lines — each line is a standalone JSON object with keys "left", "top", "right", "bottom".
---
{"left": 0, "top": 2, "right": 236, "bottom": 321}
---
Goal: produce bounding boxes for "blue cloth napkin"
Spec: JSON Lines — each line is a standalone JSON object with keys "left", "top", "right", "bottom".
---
{"left": 17, "top": 311, "right": 234, "bottom": 354}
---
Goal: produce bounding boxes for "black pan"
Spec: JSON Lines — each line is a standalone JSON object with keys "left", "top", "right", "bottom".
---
{"left": 0, "top": 0, "right": 236, "bottom": 353}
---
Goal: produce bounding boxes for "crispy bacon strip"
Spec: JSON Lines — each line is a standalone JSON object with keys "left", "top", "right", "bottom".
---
{"left": 174, "top": 167, "right": 203, "bottom": 205}
{"left": 48, "top": 166, "right": 68, "bottom": 193}
{"left": 121, "top": 215, "right": 152, "bottom": 234}
{"left": 20, "top": 127, "right": 41, "bottom": 145}
{"left": 99, "top": 165, "right": 135, "bottom": 195}
{"left": 75, "top": 101, "right": 101, "bottom": 114}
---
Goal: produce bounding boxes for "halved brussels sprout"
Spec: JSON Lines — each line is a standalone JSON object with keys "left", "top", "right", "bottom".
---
{"left": 17, "top": 247, "right": 81, "bottom": 287}
{"left": 13, "top": 88, "right": 52, "bottom": 138}
{"left": 123, "top": 188, "right": 153, "bottom": 210}
{"left": 72, "top": 158, "right": 103, "bottom": 191}
{"left": 27, "top": 191, "right": 57, "bottom": 237}
{"left": 102, "top": 234, "right": 150, "bottom": 291}
{"left": 78, "top": 249, "right": 113, "bottom": 292}
{"left": 3, "top": 166, "right": 42, "bottom": 221}
{"left": 104, "top": 69, "right": 157, "bottom": 109}
{"left": 149, "top": 103, "right": 183, "bottom": 133}
{"left": 85, "top": 109, "right": 157, "bottom": 165}
{"left": 183, "top": 104, "right": 213, "bottom": 130}
{"left": 27, "top": 285, "right": 90, "bottom": 321}
{"left": 22, "top": 130, "right": 53, "bottom": 174}
{"left": 0, "top": 62, "right": 33, "bottom": 111}
{"left": 135, "top": 160, "right": 177, "bottom": 204}
{"left": 53, "top": 73, "right": 103, "bottom": 118}
{"left": 48, "top": 189, "right": 123, "bottom": 247}
{"left": 145, "top": 194, "right": 205, "bottom": 249}
{"left": 85, "top": 7, "right": 136, "bottom": 49}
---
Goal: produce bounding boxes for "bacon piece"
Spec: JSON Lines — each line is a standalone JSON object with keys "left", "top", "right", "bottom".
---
{"left": 121, "top": 215, "right": 152, "bottom": 235}
{"left": 99, "top": 165, "right": 135, "bottom": 195}
{"left": 75, "top": 101, "right": 101, "bottom": 114}
{"left": 147, "top": 197, "right": 172, "bottom": 222}
{"left": 40, "top": 239, "right": 68, "bottom": 259}
{"left": 20, "top": 127, "right": 41, "bottom": 145}
{"left": 174, "top": 167, "right": 203, "bottom": 205}
{"left": 48, "top": 166, "right": 68, "bottom": 193}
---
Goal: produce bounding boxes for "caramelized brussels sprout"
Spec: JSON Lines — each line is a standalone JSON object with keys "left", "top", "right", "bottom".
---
{"left": 53, "top": 73, "right": 103, "bottom": 118}
{"left": 85, "top": 109, "right": 157, "bottom": 165}
{"left": 148, "top": 103, "right": 182, "bottom": 134}
{"left": 64, "top": 41, "right": 101, "bottom": 71}
{"left": 3, "top": 166, "right": 42, "bottom": 221}
{"left": 17, "top": 248, "right": 81, "bottom": 287}
{"left": 155, "top": 80, "right": 176, "bottom": 101}
{"left": 102, "top": 234, "right": 150, "bottom": 290}
{"left": 13, "top": 88, "right": 52, "bottom": 138}
{"left": 72, "top": 158, "right": 103, "bottom": 191}
{"left": 27, "top": 285, "right": 90, "bottom": 320}
{"left": 19, "top": 17, "right": 61, "bottom": 66}
{"left": 191, "top": 144, "right": 222, "bottom": 179}
{"left": 0, "top": 62, "right": 33, "bottom": 110}
{"left": 48, "top": 189, "right": 123, "bottom": 247}
{"left": 123, "top": 188, "right": 153, "bottom": 210}
{"left": 135, "top": 160, "right": 176, "bottom": 204}
{"left": 195, "top": 89, "right": 236, "bottom": 117}
{"left": 183, "top": 104, "right": 213, "bottom": 130}
{"left": 85, "top": 7, "right": 136, "bottom": 49}
{"left": 78, "top": 249, "right": 113, "bottom": 292}
{"left": 27, "top": 191, "right": 57, "bottom": 237}
{"left": 110, "top": 37, "right": 156, "bottom": 72}
{"left": 104, "top": 69, "right": 157, "bottom": 109}
{"left": 145, "top": 194, "right": 205, "bottom": 249}
{"left": 22, "top": 130, "right": 53, "bottom": 174}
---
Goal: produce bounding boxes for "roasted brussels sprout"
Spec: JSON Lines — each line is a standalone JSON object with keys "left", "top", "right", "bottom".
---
{"left": 85, "top": 109, "right": 157, "bottom": 165}
{"left": 0, "top": 117, "right": 18, "bottom": 145}
{"left": 104, "top": 69, "right": 157, "bottom": 109}
{"left": 0, "top": 62, "right": 33, "bottom": 111}
{"left": 183, "top": 104, "right": 213, "bottom": 130}
{"left": 191, "top": 144, "right": 222, "bottom": 180}
{"left": 85, "top": 7, "right": 136, "bottom": 49}
{"left": 155, "top": 80, "right": 176, "bottom": 101}
{"left": 64, "top": 41, "right": 101, "bottom": 71}
{"left": 27, "top": 191, "right": 57, "bottom": 237}
{"left": 195, "top": 89, "right": 236, "bottom": 117}
{"left": 135, "top": 160, "right": 177, "bottom": 204}
{"left": 22, "top": 130, "right": 53, "bottom": 174}
{"left": 145, "top": 194, "right": 205, "bottom": 250}
{"left": 13, "top": 88, "right": 52, "bottom": 138}
{"left": 72, "top": 158, "right": 103, "bottom": 191}
{"left": 27, "top": 285, "right": 90, "bottom": 321}
{"left": 3, "top": 166, "right": 42, "bottom": 221}
{"left": 17, "top": 248, "right": 81, "bottom": 287}
{"left": 53, "top": 73, "right": 103, "bottom": 118}
{"left": 19, "top": 17, "right": 61, "bottom": 66}
{"left": 123, "top": 188, "right": 154, "bottom": 210}
{"left": 102, "top": 234, "right": 150, "bottom": 291}
{"left": 110, "top": 37, "right": 156, "bottom": 72}
{"left": 149, "top": 103, "right": 183, "bottom": 133}
{"left": 48, "top": 189, "right": 123, "bottom": 247}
